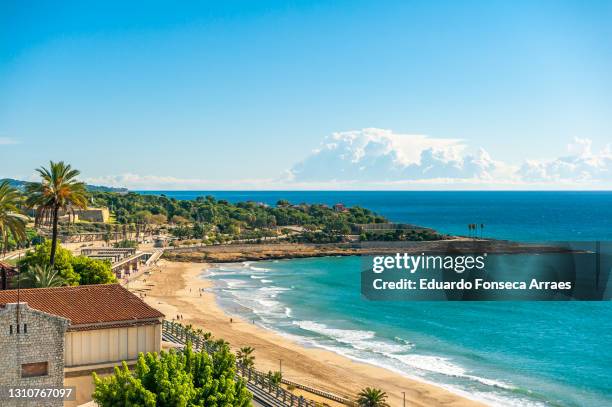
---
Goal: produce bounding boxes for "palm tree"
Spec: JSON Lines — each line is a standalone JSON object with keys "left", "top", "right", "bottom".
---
{"left": 196, "top": 328, "right": 212, "bottom": 341}
{"left": 236, "top": 346, "right": 255, "bottom": 368}
{"left": 19, "top": 264, "right": 65, "bottom": 288}
{"left": 25, "top": 161, "right": 88, "bottom": 266}
{"left": 357, "top": 387, "right": 390, "bottom": 407}
{"left": 480, "top": 223, "right": 485, "bottom": 239}
{"left": 0, "top": 180, "right": 27, "bottom": 255}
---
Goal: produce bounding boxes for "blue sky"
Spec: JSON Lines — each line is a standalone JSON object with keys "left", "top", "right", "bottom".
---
{"left": 1, "top": 1, "right": 611, "bottom": 189}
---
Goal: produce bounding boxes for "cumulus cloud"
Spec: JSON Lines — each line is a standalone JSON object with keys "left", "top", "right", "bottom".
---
{"left": 88, "top": 130, "right": 611, "bottom": 190}
{"left": 287, "top": 129, "right": 611, "bottom": 188}
{"left": 518, "top": 138, "right": 612, "bottom": 182}
{"left": 288, "top": 128, "right": 510, "bottom": 183}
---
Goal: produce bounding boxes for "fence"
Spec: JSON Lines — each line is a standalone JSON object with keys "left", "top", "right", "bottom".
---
{"left": 162, "top": 320, "right": 349, "bottom": 407}
{"left": 280, "top": 379, "right": 355, "bottom": 406}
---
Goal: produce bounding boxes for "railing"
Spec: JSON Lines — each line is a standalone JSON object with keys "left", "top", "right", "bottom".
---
{"left": 281, "top": 379, "right": 356, "bottom": 406}
{"left": 162, "top": 320, "right": 330, "bottom": 407}
{"left": 145, "top": 249, "right": 164, "bottom": 266}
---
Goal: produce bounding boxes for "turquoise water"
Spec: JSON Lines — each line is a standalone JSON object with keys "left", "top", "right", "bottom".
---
{"left": 140, "top": 191, "right": 612, "bottom": 241}
{"left": 140, "top": 191, "right": 612, "bottom": 405}
{"left": 208, "top": 258, "right": 612, "bottom": 406}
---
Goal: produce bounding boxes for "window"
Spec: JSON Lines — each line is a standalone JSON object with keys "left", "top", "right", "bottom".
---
{"left": 21, "top": 362, "right": 48, "bottom": 378}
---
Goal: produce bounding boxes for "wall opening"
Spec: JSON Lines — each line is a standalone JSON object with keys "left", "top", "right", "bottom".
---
{"left": 21, "top": 361, "right": 49, "bottom": 378}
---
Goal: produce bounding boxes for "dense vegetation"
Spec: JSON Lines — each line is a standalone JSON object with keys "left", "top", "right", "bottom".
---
{"left": 91, "top": 192, "right": 388, "bottom": 241}
{"left": 17, "top": 241, "right": 117, "bottom": 286}
{"left": 360, "top": 229, "right": 444, "bottom": 242}
{"left": 93, "top": 344, "right": 252, "bottom": 407}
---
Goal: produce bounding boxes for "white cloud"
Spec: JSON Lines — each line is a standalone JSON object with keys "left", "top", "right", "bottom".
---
{"left": 518, "top": 137, "right": 612, "bottom": 182}
{"left": 288, "top": 128, "right": 510, "bottom": 183}
{"left": 287, "top": 129, "right": 611, "bottom": 188}
{"left": 87, "top": 130, "right": 612, "bottom": 190}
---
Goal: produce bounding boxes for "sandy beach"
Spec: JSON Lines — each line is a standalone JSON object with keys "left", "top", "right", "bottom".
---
{"left": 129, "top": 260, "right": 485, "bottom": 407}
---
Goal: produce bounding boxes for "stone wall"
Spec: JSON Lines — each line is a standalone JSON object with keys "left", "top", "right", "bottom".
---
{"left": 0, "top": 303, "right": 69, "bottom": 407}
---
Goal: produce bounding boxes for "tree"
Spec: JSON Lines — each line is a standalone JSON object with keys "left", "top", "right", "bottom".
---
{"left": 18, "top": 264, "right": 65, "bottom": 288}
{"left": 134, "top": 210, "right": 152, "bottom": 239}
{"left": 18, "top": 241, "right": 114, "bottom": 286}
{"left": 26, "top": 161, "right": 88, "bottom": 266}
{"left": 0, "top": 180, "right": 27, "bottom": 255}
{"left": 93, "top": 362, "right": 156, "bottom": 407}
{"left": 236, "top": 346, "right": 255, "bottom": 368}
{"left": 150, "top": 213, "right": 167, "bottom": 225}
{"left": 72, "top": 256, "right": 117, "bottom": 285}
{"left": 357, "top": 387, "right": 390, "bottom": 407}
{"left": 18, "top": 241, "right": 79, "bottom": 285}
{"left": 93, "top": 344, "right": 252, "bottom": 407}
{"left": 267, "top": 370, "right": 282, "bottom": 385}
{"left": 171, "top": 215, "right": 191, "bottom": 225}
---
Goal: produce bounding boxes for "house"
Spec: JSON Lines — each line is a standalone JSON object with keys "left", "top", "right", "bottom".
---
{"left": 0, "top": 284, "right": 165, "bottom": 406}
{"left": 333, "top": 203, "right": 348, "bottom": 212}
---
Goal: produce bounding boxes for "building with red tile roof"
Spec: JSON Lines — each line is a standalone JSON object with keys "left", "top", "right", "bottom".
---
{"left": 0, "top": 283, "right": 165, "bottom": 406}
{"left": 0, "top": 284, "right": 164, "bottom": 331}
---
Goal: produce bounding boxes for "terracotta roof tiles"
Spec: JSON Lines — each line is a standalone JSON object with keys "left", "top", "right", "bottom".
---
{"left": 0, "top": 284, "right": 164, "bottom": 329}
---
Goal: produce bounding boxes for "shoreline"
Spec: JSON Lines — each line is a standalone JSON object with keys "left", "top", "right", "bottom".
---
{"left": 130, "top": 260, "right": 486, "bottom": 407}
{"left": 162, "top": 240, "right": 574, "bottom": 264}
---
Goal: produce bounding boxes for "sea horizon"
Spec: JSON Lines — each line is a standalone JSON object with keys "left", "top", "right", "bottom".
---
{"left": 141, "top": 190, "right": 612, "bottom": 407}
{"left": 139, "top": 190, "right": 612, "bottom": 242}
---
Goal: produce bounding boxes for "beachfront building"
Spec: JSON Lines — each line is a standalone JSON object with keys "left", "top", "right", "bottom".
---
{"left": 0, "top": 284, "right": 165, "bottom": 406}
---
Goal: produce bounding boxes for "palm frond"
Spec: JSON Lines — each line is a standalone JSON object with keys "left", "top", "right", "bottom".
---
{"left": 19, "top": 264, "right": 65, "bottom": 288}
{"left": 0, "top": 180, "right": 27, "bottom": 249}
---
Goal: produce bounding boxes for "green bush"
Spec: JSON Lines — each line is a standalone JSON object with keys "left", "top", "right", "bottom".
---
{"left": 71, "top": 256, "right": 117, "bottom": 285}
{"left": 18, "top": 241, "right": 79, "bottom": 285}
{"left": 93, "top": 343, "right": 252, "bottom": 407}
{"left": 113, "top": 239, "right": 138, "bottom": 248}
{"left": 18, "top": 242, "right": 116, "bottom": 286}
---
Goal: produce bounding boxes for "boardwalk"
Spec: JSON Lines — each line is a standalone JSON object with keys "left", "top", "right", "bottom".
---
{"left": 161, "top": 320, "right": 320, "bottom": 407}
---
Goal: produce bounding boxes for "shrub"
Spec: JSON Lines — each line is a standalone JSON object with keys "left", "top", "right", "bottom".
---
{"left": 18, "top": 241, "right": 116, "bottom": 286}
{"left": 93, "top": 343, "right": 252, "bottom": 407}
